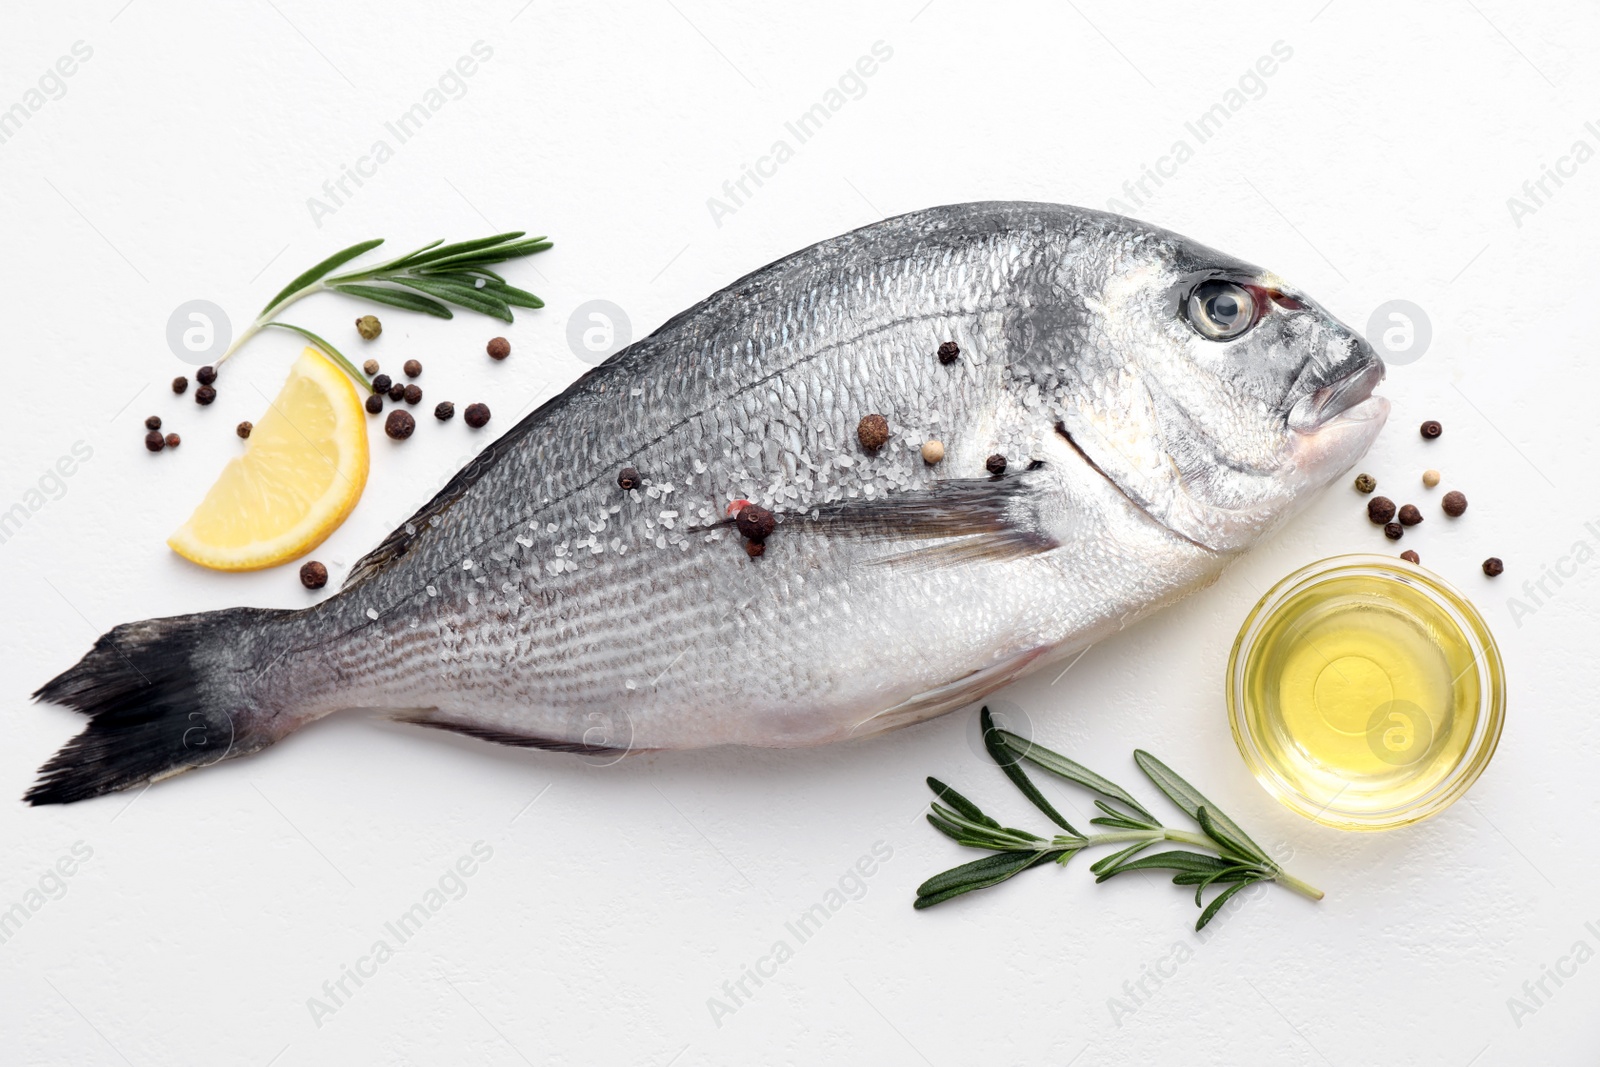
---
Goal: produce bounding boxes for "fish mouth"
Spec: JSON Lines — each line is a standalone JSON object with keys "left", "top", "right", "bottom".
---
{"left": 1288, "top": 360, "right": 1387, "bottom": 433}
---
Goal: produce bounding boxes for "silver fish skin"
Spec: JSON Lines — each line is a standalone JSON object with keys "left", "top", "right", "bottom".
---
{"left": 29, "top": 202, "right": 1386, "bottom": 803}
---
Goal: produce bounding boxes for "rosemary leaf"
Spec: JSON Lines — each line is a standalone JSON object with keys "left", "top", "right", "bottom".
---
{"left": 1196, "top": 806, "right": 1267, "bottom": 867}
{"left": 980, "top": 708, "right": 1078, "bottom": 834}
{"left": 328, "top": 283, "right": 454, "bottom": 319}
{"left": 926, "top": 777, "right": 1000, "bottom": 828}
{"left": 914, "top": 850, "right": 1066, "bottom": 909}
{"left": 259, "top": 238, "right": 385, "bottom": 316}
{"left": 385, "top": 277, "right": 513, "bottom": 321}
{"left": 1088, "top": 839, "right": 1156, "bottom": 876}
{"left": 997, "top": 728, "right": 1155, "bottom": 822}
{"left": 1195, "top": 879, "right": 1256, "bottom": 931}
{"left": 1134, "top": 751, "right": 1271, "bottom": 866}
{"left": 1092, "top": 850, "right": 1234, "bottom": 884}
{"left": 398, "top": 231, "right": 527, "bottom": 269}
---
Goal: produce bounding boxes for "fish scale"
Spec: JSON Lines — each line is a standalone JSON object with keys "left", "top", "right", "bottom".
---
{"left": 28, "top": 202, "right": 1387, "bottom": 803}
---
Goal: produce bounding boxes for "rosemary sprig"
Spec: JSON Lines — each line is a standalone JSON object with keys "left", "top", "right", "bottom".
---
{"left": 215, "top": 232, "right": 552, "bottom": 382}
{"left": 915, "top": 707, "right": 1323, "bottom": 930}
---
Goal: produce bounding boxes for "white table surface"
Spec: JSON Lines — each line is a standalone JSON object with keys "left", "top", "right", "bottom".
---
{"left": 3, "top": 2, "right": 1595, "bottom": 1063}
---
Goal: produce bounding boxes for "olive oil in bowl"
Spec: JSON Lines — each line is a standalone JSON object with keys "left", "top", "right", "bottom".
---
{"left": 1227, "top": 555, "right": 1504, "bottom": 831}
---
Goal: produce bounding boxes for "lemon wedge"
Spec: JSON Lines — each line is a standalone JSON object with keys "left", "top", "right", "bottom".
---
{"left": 169, "top": 347, "right": 369, "bottom": 571}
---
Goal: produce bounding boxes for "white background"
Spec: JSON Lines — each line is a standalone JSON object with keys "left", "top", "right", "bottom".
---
{"left": 2, "top": 2, "right": 1596, "bottom": 1064}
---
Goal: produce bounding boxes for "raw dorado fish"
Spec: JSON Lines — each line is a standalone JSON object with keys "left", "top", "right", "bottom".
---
{"left": 29, "top": 202, "right": 1387, "bottom": 804}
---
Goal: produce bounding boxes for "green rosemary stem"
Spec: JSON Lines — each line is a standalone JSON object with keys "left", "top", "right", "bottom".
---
{"left": 216, "top": 282, "right": 327, "bottom": 366}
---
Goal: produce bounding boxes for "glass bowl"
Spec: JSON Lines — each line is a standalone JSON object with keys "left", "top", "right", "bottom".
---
{"left": 1226, "top": 554, "right": 1505, "bottom": 831}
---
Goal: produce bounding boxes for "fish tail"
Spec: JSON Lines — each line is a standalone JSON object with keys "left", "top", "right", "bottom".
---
{"left": 26, "top": 606, "right": 300, "bottom": 805}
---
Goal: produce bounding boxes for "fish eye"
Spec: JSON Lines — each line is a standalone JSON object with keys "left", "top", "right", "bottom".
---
{"left": 1185, "top": 280, "right": 1258, "bottom": 341}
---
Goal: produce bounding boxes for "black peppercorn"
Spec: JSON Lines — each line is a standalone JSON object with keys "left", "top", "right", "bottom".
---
{"left": 145, "top": 415, "right": 162, "bottom": 431}
{"left": 371, "top": 373, "right": 392, "bottom": 395}
{"left": 172, "top": 376, "right": 188, "bottom": 395}
{"left": 403, "top": 359, "right": 422, "bottom": 378}
{"left": 1442, "top": 490, "right": 1467, "bottom": 517}
{"left": 1353, "top": 473, "right": 1376, "bottom": 494}
{"left": 1420, "top": 420, "right": 1442, "bottom": 439}
{"left": 744, "top": 540, "right": 766, "bottom": 558}
{"left": 387, "top": 382, "right": 405, "bottom": 402}
{"left": 1367, "top": 496, "right": 1396, "bottom": 524}
{"left": 144, "top": 430, "right": 165, "bottom": 452}
{"left": 403, "top": 384, "right": 422, "bottom": 405}
{"left": 464, "top": 402, "right": 490, "bottom": 428}
{"left": 365, "top": 394, "right": 384, "bottom": 415}
{"left": 1384, "top": 521, "right": 1403, "bottom": 541}
{"left": 195, "top": 385, "right": 216, "bottom": 406}
{"left": 617, "top": 466, "right": 640, "bottom": 491}
{"left": 1398, "top": 504, "right": 1423, "bottom": 526}
{"left": 196, "top": 365, "right": 218, "bottom": 386}
{"left": 300, "top": 560, "right": 329, "bottom": 589}
{"left": 986, "top": 454, "right": 1008, "bottom": 476}
{"left": 1482, "top": 556, "right": 1504, "bottom": 577}
{"left": 164, "top": 432, "right": 180, "bottom": 449}
{"left": 735, "top": 504, "right": 777, "bottom": 542}
{"left": 434, "top": 401, "right": 455, "bottom": 422}
{"left": 385, "top": 409, "right": 415, "bottom": 440}
{"left": 937, "top": 341, "right": 960, "bottom": 364}
{"left": 236, "top": 421, "right": 252, "bottom": 439}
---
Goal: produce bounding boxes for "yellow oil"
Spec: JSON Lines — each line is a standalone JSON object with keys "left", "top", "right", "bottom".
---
{"left": 1238, "top": 573, "right": 1483, "bottom": 819}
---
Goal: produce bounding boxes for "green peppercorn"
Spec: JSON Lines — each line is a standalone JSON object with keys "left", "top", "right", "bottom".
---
{"left": 356, "top": 315, "right": 382, "bottom": 340}
{"left": 1354, "top": 473, "right": 1376, "bottom": 494}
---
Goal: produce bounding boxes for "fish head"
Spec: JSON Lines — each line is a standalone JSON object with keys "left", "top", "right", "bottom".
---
{"left": 1041, "top": 219, "right": 1389, "bottom": 553}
